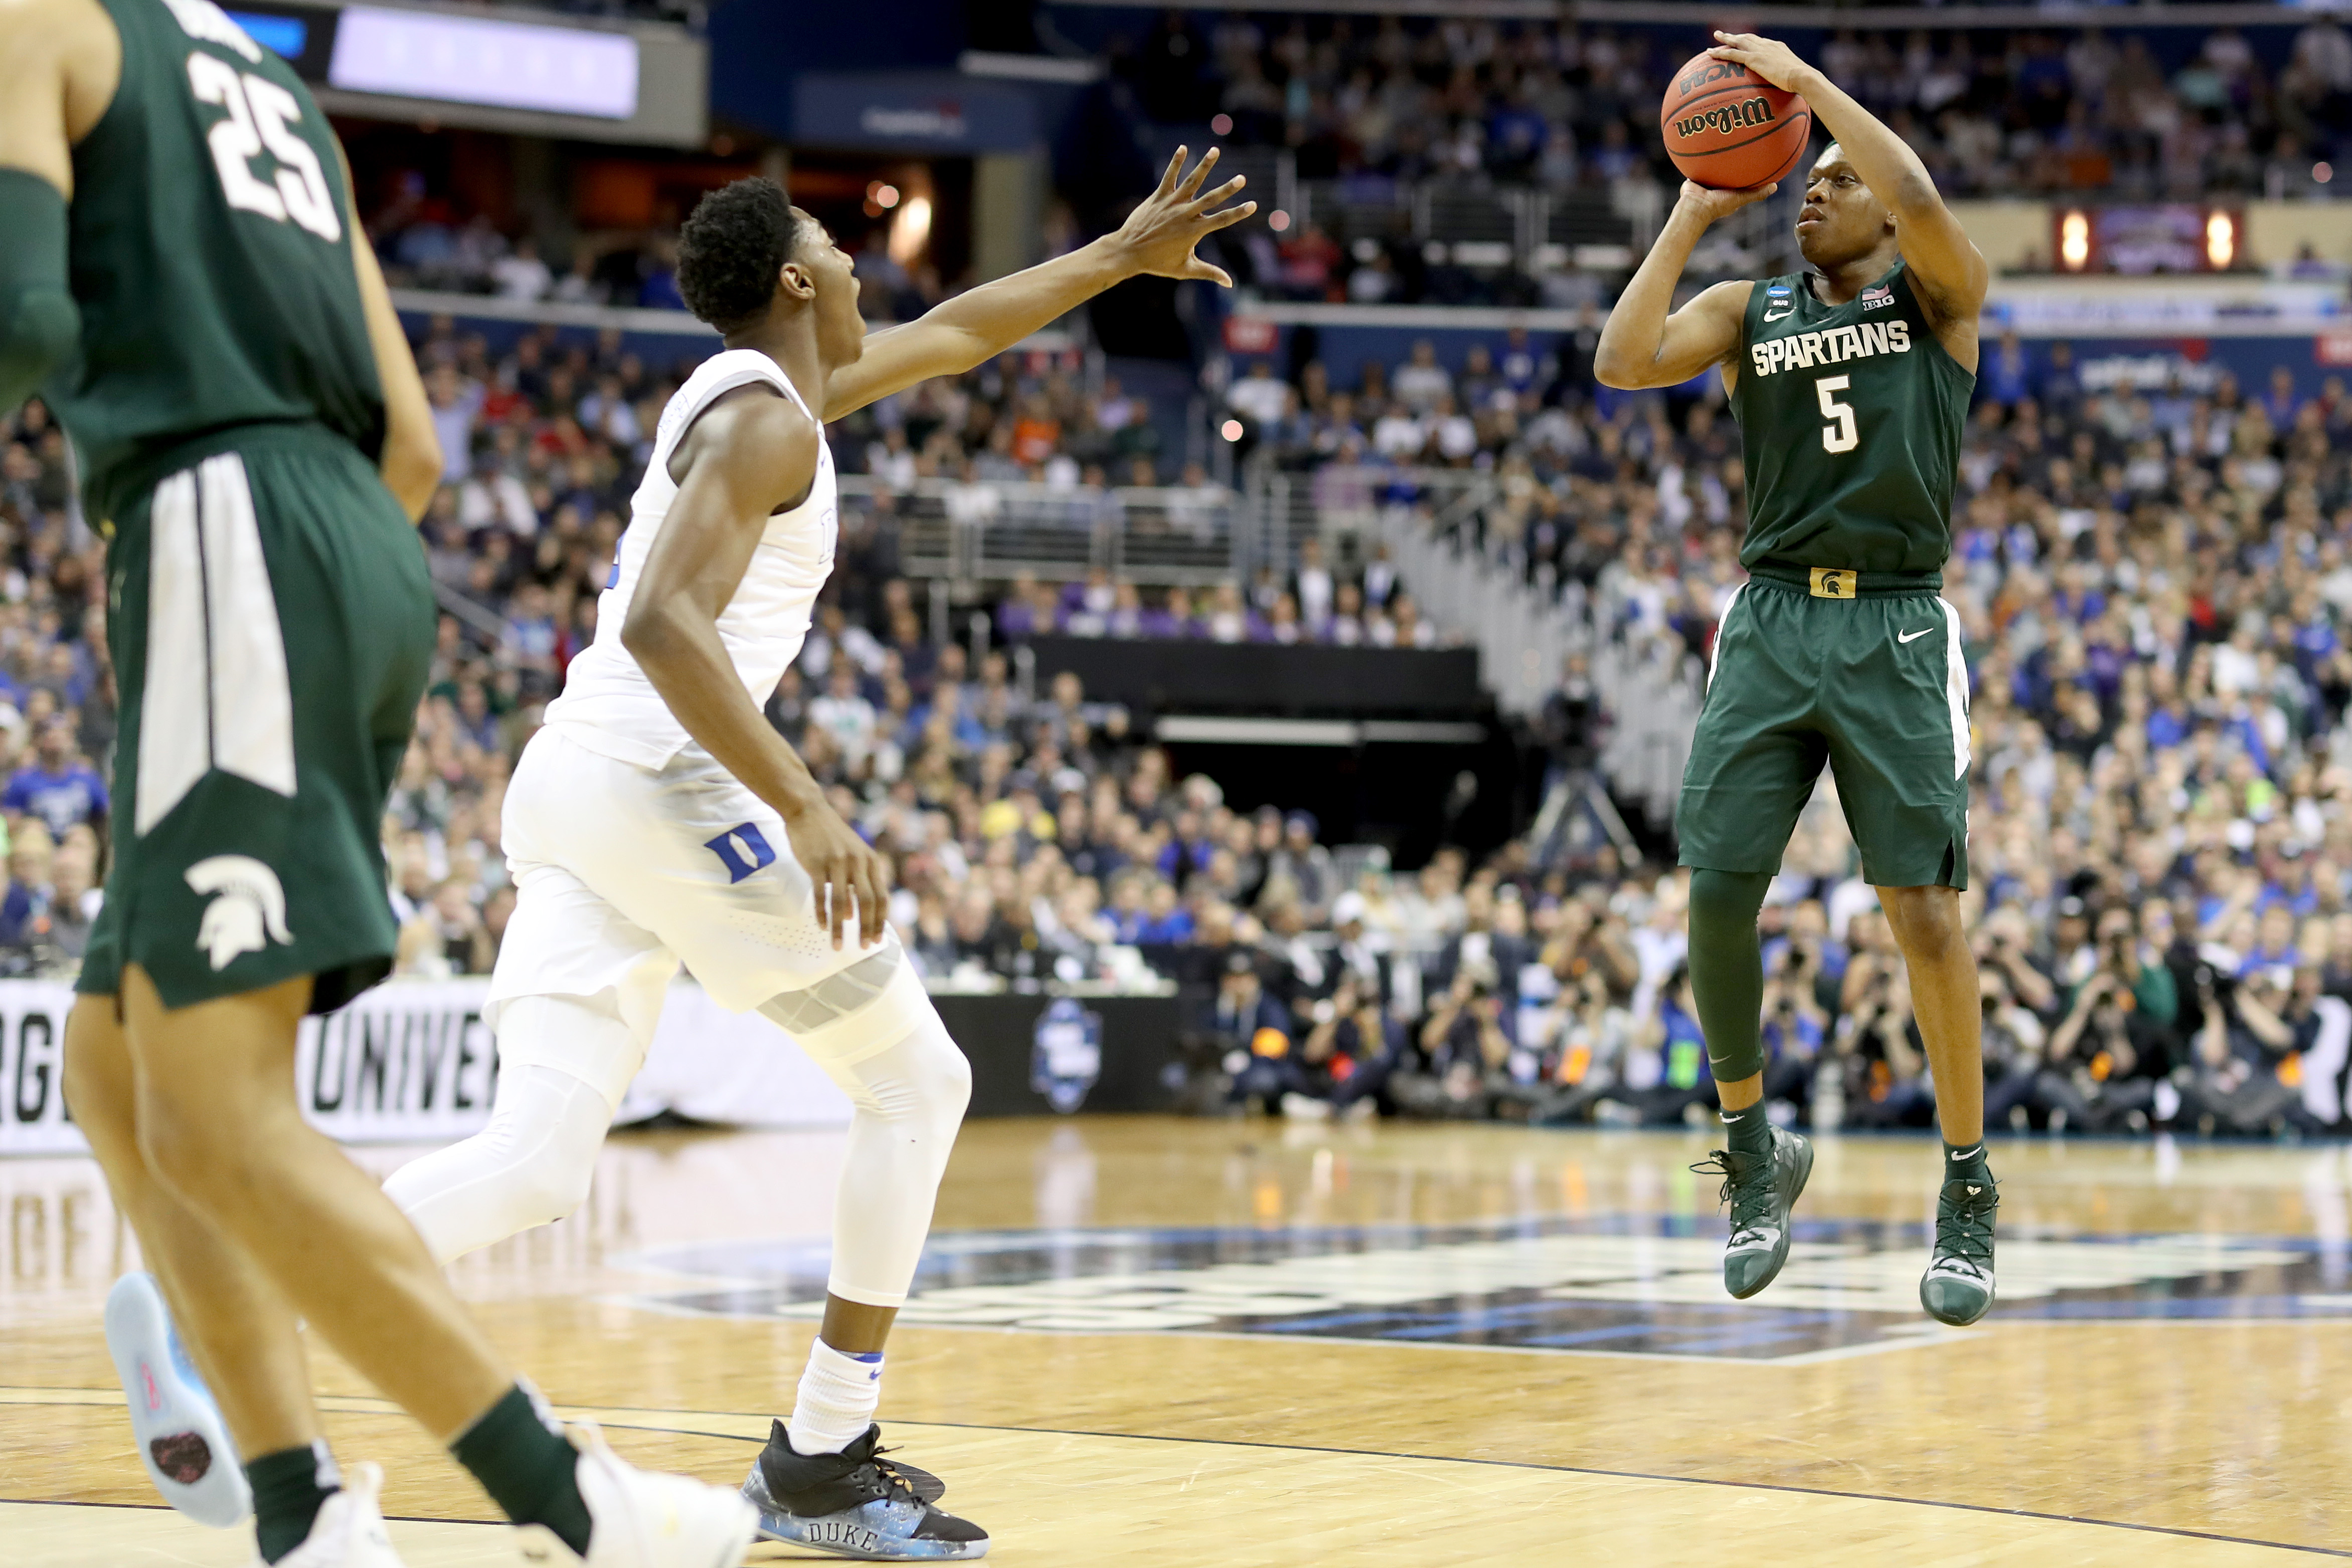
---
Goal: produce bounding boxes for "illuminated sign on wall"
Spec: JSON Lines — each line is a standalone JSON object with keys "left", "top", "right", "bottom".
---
{"left": 327, "top": 7, "right": 639, "bottom": 119}
{"left": 2051, "top": 205, "right": 2245, "bottom": 274}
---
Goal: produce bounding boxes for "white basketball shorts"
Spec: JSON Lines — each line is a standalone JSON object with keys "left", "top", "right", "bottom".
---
{"left": 488, "top": 724, "right": 886, "bottom": 1046}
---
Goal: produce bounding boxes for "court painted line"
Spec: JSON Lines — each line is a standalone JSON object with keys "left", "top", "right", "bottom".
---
{"left": 4, "top": 1388, "right": 2342, "bottom": 1561}
{"left": 605, "top": 1295, "right": 1990, "bottom": 1366}
{"left": 0, "top": 1498, "right": 513, "bottom": 1567}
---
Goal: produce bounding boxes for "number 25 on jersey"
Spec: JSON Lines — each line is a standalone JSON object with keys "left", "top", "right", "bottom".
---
{"left": 187, "top": 53, "right": 342, "bottom": 243}
{"left": 1815, "top": 375, "right": 1858, "bottom": 454}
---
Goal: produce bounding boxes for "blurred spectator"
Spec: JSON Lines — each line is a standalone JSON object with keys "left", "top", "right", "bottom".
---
{"left": 5, "top": 718, "right": 106, "bottom": 844}
{"left": 1216, "top": 952, "right": 1299, "bottom": 1103}
{"left": 2179, "top": 963, "right": 2324, "bottom": 1135}
{"left": 1392, "top": 969, "right": 1515, "bottom": 1119}
{"left": 492, "top": 236, "right": 552, "bottom": 303}
{"left": 1227, "top": 361, "right": 1293, "bottom": 430}
{"left": 45, "top": 837, "right": 99, "bottom": 962}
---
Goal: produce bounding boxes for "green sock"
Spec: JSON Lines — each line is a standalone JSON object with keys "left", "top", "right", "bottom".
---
{"left": 248, "top": 1442, "right": 339, "bottom": 1564}
{"left": 1943, "top": 1138, "right": 1990, "bottom": 1181}
{"left": 449, "top": 1385, "right": 591, "bottom": 1557}
{"left": 1720, "top": 1100, "right": 1773, "bottom": 1158}
{"left": 1686, "top": 869, "right": 1773, "bottom": 1086}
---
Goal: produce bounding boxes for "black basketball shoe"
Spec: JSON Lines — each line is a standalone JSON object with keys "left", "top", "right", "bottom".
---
{"left": 743, "top": 1421, "right": 989, "bottom": 1560}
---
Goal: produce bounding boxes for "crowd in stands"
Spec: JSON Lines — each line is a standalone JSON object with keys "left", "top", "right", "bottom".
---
{"left": 1131, "top": 12, "right": 2352, "bottom": 202}
{"left": 0, "top": 400, "right": 114, "bottom": 976}
{"left": 370, "top": 16, "right": 2352, "bottom": 314}
{"left": 22, "top": 257, "right": 2352, "bottom": 1136}
{"left": 377, "top": 306, "right": 2352, "bottom": 1142}
{"left": 366, "top": 170, "right": 687, "bottom": 310}
{"left": 1099, "top": 14, "right": 2352, "bottom": 307}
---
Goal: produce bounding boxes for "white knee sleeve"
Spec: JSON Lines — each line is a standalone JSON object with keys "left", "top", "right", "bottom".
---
{"left": 763, "top": 951, "right": 970, "bottom": 1309}
{"left": 760, "top": 940, "right": 936, "bottom": 1070}
{"left": 381, "top": 993, "right": 639, "bottom": 1265}
{"left": 492, "top": 990, "right": 650, "bottom": 1112}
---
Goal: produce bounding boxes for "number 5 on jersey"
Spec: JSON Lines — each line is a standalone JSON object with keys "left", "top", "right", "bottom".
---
{"left": 1815, "top": 374, "right": 1859, "bottom": 454}
{"left": 187, "top": 53, "right": 342, "bottom": 242}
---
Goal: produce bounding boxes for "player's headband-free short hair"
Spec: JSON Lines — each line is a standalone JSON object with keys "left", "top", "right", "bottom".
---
{"left": 676, "top": 177, "right": 820, "bottom": 335}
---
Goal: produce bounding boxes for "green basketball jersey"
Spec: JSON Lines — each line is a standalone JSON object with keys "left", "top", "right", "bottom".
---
{"left": 40, "top": 0, "right": 383, "bottom": 524}
{"left": 1728, "top": 262, "right": 1974, "bottom": 575}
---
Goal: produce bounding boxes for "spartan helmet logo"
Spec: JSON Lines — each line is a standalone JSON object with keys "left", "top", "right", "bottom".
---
{"left": 184, "top": 855, "right": 293, "bottom": 971}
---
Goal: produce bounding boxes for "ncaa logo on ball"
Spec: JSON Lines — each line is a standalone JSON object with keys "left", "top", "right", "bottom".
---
{"left": 1675, "top": 58, "right": 1750, "bottom": 97}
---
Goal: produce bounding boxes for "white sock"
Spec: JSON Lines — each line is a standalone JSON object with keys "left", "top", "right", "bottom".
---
{"left": 786, "top": 1339, "right": 884, "bottom": 1456}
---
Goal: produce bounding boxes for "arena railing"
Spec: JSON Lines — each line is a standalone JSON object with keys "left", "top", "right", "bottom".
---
{"left": 826, "top": 456, "right": 1702, "bottom": 821}
{"left": 1219, "top": 149, "right": 1656, "bottom": 277}
{"left": 835, "top": 471, "right": 1256, "bottom": 587}
{"left": 1261, "top": 462, "right": 1707, "bottom": 822}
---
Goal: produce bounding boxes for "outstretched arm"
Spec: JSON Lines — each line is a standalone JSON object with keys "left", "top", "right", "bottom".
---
{"left": 822, "top": 146, "right": 1254, "bottom": 421}
{"left": 1591, "top": 183, "right": 1766, "bottom": 391}
{"left": 1707, "top": 31, "right": 1988, "bottom": 329}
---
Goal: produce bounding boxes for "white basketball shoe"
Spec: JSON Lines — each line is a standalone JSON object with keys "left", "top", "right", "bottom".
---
{"left": 516, "top": 1422, "right": 756, "bottom": 1568}
{"left": 105, "top": 1270, "right": 252, "bottom": 1527}
{"left": 264, "top": 1462, "right": 405, "bottom": 1568}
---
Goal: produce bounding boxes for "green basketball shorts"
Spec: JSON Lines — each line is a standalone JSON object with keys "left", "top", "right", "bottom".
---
{"left": 1677, "top": 564, "right": 1970, "bottom": 890}
{"left": 77, "top": 423, "right": 434, "bottom": 1012}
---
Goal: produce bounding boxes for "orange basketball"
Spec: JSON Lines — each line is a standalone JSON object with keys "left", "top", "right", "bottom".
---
{"left": 1659, "top": 52, "right": 1812, "bottom": 191}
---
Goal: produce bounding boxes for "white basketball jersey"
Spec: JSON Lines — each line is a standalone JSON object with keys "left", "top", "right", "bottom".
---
{"left": 545, "top": 348, "right": 837, "bottom": 772}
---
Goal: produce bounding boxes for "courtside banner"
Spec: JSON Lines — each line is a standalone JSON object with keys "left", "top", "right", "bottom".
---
{"left": 0, "top": 978, "right": 853, "bottom": 1156}
{"left": 0, "top": 983, "right": 73, "bottom": 1156}
{"left": 304, "top": 979, "right": 504, "bottom": 1143}
{"left": 0, "top": 979, "right": 501, "bottom": 1155}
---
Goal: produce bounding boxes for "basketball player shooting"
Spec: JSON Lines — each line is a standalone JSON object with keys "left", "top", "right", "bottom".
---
{"left": 1594, "top": 32, "right": 1996, "bottom": 1326}
{"left": 107, "top": 149, "right": 1254, "bottom": 1559}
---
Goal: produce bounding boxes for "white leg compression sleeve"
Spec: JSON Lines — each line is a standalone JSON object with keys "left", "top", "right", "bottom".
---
{"left": 379, "top": 994, "right": 642, "bottom": 1265}
{"left": 760, "top": 948, "right": 972, "bottom": 1309}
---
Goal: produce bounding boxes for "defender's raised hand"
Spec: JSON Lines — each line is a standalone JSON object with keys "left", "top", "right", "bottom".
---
{"left": 1111, "top": 146, "right": 1258, "bottom": 286}
{"left": 822, "top": 146, "right": 1255, "bottom": 420}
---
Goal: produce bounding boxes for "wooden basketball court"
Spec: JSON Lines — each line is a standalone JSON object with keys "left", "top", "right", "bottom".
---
{"left": 4, "top": 1117, "right": 2349, "bottom": 1564}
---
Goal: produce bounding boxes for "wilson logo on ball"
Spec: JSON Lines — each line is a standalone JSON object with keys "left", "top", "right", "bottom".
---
{"left": 1671, "top": 95, "right": 1777, "bottom": 142}
{"left": 1661, "top": 48, "right": 1813, "bottom": 190}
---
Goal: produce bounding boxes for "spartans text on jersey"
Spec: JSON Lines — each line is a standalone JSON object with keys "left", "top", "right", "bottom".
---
{"left": 1746, "top": 318, "right": 1912, "bottom": 379}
